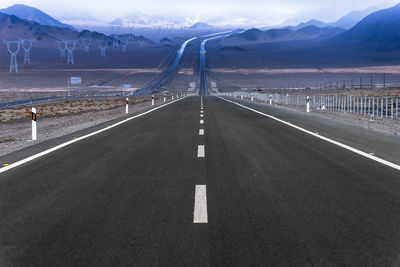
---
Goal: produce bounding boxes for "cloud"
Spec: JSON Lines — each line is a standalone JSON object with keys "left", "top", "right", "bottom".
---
{"left": 0, "top": 0, "right": 396, "bottom": 27}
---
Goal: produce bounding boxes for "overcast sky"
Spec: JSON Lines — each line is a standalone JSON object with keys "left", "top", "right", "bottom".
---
{"left": 0, "top": 0, "right": 397, "bottom": 26}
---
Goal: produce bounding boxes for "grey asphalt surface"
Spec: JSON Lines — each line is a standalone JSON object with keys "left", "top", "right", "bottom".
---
{"left": 221, "top": 96, "right": 400, "bottom": 166}
{"left": 1, "top": 95, "right": 400, "bottom": 266}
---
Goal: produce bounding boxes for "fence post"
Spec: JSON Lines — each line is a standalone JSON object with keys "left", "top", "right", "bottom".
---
{"left": 386, "top": 96, "right": 388, "bottom": 118}
{"left": 32, "top": 107, "right": 37, "bottom": 141}
{"left": 391, "top": 97, "right": 394, "bottom": 119}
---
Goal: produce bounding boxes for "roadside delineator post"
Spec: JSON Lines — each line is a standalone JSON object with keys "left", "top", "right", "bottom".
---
{"left": 164, "top": 93, "right": 166, "bottom": 102}
{"left": 32, "top": 107, "right": 37, "bottom": 141}
{"left": 269, "top": 94, "right": 272, "bottom": 105}
{"left": 251, "top": 93, "right": 254, "bottom": 102}
{"left": 152, "top": 95, "right": 155, "bottom": 106}
{"left": 172, "top": 94, "right": 174, "bottom": 100}
{"left": 306, "top": 96, "right": 310, "bottom": 113}
{"left": 241, "top": 94, "right": 243, "bottom": 100}
{"left": 125, "top": 98, "right": 129, "bottom": 114}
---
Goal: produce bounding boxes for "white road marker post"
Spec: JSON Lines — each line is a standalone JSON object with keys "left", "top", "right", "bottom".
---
{"left": 269, "top": 94, "right": 272, "bottom": 105}
{"left": 241, "top": 93, "right": 243, "bottom": 100}
{"left": 152, "top": 95, "right": 155, "bottom": 106}
{"left": 32, "top": 107, "right": 37, "bottom": 141}
{"left": 164, "top": 93, "right": 166, "bottom": 102}
{"left": 125, "top": 98, "right": 129, "bottom": 114}
{"left": 172, "top": 94, "right": 174, "bottom": 100}
{"left": 251, "top": 93, "right": 254, "bottom": 102}
{"left": 306, "top": 96, "right": 310, "bottom": 113}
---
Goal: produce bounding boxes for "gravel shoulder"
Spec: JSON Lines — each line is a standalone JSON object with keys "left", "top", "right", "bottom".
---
{"left": 0, "top": 96, "right": 173, "bottom": 159}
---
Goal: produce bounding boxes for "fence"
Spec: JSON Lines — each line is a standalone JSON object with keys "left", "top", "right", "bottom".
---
{"left": 220, "top": 92, "right": 400, "bottom": 120}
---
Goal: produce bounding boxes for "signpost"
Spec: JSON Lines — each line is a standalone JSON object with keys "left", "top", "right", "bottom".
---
{"left": 68, "top": 77, "right": 82, "bottom": 97}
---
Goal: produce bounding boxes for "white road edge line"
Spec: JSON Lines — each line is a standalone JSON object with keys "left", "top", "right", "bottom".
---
{"left": 0, "top": 96, "right": 189, "bottom": 174}
{"left": 193, "top": 185, "right": 208, "bottom": 223}
{"left": 217, "top": 96, "right": 400, "bottom": 172}
{"left": 199, "top": 129, "right": 204, "bottom": 136}
{"left": 197, "top": 145, "right": 205, "bottom": 157}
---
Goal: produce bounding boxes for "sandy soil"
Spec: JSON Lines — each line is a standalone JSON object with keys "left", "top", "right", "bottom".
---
{"left": 211, "top": 66, "right": 400, "bottom": 74}
{"left": 210, "top": 68, "right": 400, "bottom": 91}
{"left": 0, "top": 95, "right": 174, "bottom": 158}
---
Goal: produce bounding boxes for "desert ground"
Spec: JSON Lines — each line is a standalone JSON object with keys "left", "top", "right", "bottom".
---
{"left": 210, "top": 66, "right": 400, "bottom": 91}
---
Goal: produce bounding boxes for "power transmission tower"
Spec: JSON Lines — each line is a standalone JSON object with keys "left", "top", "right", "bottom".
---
{"left": 56, "top": 40, "right": 67, "bottom": 58}
{"left": 20, "top": 39, "right": 33, "bottom": 64}
{"left": 128, "top": 22, "right": 135, "bottom": 41}
{"left": 65, "top": 40, "right": 77, "bottom": 65}
{"left": 80, "top": 38, "right": 92, "bottom": 53}
{"left": 119, "top": 38, "right": 129, "bottom": 53}
{"left": 3, "top": 40, "right": 21, "bottom": 73}
{"left": 97, "top": 39, "right": 108, "bottom": 58}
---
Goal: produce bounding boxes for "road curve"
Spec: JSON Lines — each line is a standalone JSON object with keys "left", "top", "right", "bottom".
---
{"left": 199, "top": 34, "right": 230, "bottom": 96}
{"left": 135, "top": 37, "right": 197, "bottom": 96}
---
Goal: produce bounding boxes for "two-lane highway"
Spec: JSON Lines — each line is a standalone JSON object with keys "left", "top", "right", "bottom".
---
{"left": 199, "top": 34, "right": 230, "bottom": 96}
{"left": 1, "top": 95, "right": 400, "bottom": 265}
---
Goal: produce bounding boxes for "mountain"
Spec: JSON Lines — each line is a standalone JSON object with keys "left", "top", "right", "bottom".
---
{"left": 286, "top": 19, "right": 329, "bottom": 30}
{"left": 0, "top": 12, "right": 108, "bottom": 44}
{"left": 221, "top": 25, "right": 345, "bottom": 45}
{"left": 0, "top": 4, "right": 74, "bottom": 30}
{"left": 330, "top": 3, "right": 396, "bottom": 29}
{"left": 189, "top": 22, "right": 214, "bottom": 30}
{"left": 332, "top": 3, "right": 400, "bottom": 45}
{"left": 271, "top": 2, "right": 395, "bottom": 31}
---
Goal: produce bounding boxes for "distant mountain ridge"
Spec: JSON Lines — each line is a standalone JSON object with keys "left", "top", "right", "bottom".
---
{"left": 0, "top": 4, "right": 74, "bottom": 30}
{"left": 271, "top": 3, "right": 395, "bottom": 31}
{"left": 189, "top": 22, "right": 214, "bottom": 30}
{"left": 220, "top": 25, "right": 345, "bottom": 46}
{"left": 332, "top": 3, "right": 400, "bottom": 45}
{"left": 0, "top": 12, "right": 109, "bottom": 44}
{"left": 285, "top": 19, "right": 328, "bottom": 30}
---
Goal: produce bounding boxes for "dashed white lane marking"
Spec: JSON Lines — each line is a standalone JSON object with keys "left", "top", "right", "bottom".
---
{"left": 200, "top": 114, "right": 204, "bottom": 118}
{"left": 218, "top": 96, "right": 400, "bottom": 172}
{"left": 197, "top": 145, "right": 205, "bottom": 157}
{"left": 199, "top": 129, "right": 204, "bottom": 135}
{"left": 200, "top": 120, "right": 204, "bottom": 124}
{"left": 193, "top": 185, "right": 208, "bottom": 223}
{"left": 0, "top": 97, "right": 189, "bottom": 174}
{"left": 201, "top": 110, "right": 203, "bottom": 114}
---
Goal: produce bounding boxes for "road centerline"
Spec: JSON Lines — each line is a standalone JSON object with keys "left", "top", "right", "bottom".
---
{"left": 197, "top": 145, "right": 205, "bottom": 157}
{"left": 193, "top": 185, "right": 208, "bottom": 223}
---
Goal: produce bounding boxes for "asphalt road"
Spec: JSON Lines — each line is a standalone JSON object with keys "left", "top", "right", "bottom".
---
{"left": 1, "top": 96, "right": 400, "bottom": 266}
{"left": 135, "top": 37, "right": 197, "bottom": 96}
{"left": 199, "top": 34, "right": 231, "bottom": 96}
